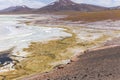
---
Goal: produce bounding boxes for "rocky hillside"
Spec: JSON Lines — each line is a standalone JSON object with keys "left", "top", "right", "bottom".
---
{"left": 0, "top": 5, "right": 33, "bottom": 13}
{"left": 39, "top": 0, "right": 108, "bottom": 12}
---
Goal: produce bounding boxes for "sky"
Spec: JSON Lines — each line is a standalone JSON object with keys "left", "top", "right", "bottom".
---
{"left": 0, "top": 0, "right": 120, "bottom": 10}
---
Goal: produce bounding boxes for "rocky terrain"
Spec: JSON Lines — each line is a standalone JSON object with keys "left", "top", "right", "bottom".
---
{"left": 8, "top": 13, "right": 118, "bottom": 80}
{"left": 14, "top": 12, "right": 120, "bottom": 80}
{"left": 0, "top": 0, "right": 120, "bottom": 80}
{"left": 0, "top": 13, "right": 119, "bottom": 80}
{"left": 22, "top": 45, "right": 120, "bottom": 80}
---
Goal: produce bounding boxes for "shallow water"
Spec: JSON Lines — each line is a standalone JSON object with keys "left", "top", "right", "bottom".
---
{"left": 0, "top": 57, "right": 12, "bottom": 65}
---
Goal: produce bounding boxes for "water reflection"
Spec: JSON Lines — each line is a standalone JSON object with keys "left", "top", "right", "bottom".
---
{"left": 0, "top": 53, "right": 12, "bottom": 65}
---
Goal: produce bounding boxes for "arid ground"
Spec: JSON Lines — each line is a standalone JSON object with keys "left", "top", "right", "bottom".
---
{"left": 20, "top": 10, "right": 120, "bottom": 80}
{"left": 0, "top": 10, "right": 120, "bottom": 80}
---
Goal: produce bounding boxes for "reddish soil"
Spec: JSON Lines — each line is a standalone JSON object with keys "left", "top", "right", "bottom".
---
{"left": 21, "top": 39, "right": 120, "bottom": 80}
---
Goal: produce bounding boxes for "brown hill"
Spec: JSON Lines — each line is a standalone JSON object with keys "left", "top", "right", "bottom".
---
{"left": 39, "top": 0, "right": 108, "bottom": 12}
{"left": 0, "top": 5, "right": 33, "bottom": 13}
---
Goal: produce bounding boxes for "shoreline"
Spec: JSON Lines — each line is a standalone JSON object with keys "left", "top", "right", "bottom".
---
{"left": 21, "top": 38, "right": 120, "bottom": 80}
{"left": 0, "top": 14, "right": 120, "bottom": 80}
{"left": 17, "top": 14, "right": 120, "bottom": 80}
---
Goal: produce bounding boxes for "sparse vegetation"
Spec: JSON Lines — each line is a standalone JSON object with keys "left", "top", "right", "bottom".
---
{"left": 0, "top": 29, "right": 77, "bottom": 80}
{"left": 24, "top": 21, "right": 32, "bottom": 25}
{"left": 59, "top": 10, "right": 120, "bottom": 22}
{"left": 76, "top": 34, "right": 111, "bottom": 50}
{"left": 0, "top": 26, "right": 117, "bottom": 80}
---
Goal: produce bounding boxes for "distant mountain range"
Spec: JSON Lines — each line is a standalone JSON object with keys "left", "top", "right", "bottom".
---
{"left": 0, "top": 0, "right": 120, "bottom": 14}
{"left": 110, "top": 6, "right": 120, "bottom": 9}
{"left": 0, "top": 5, "right": 35, "bottom": 14}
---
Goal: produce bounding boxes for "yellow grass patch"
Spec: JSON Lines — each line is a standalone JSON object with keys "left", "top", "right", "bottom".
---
{"left": 0, "top": 29, "right": 77, "bottom": 80}
{"left": 58, "top": 10, "right": 120, "bottom": 22}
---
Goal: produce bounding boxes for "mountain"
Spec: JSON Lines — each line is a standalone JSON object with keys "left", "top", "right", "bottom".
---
{"left": 0, "top": 0, "right": 118, "bottom": 14}
{"left": 0, "top": 5, "right": 33, "bottom": 13}
{"left": 39, "top": 0, "right": 108, "bottom": 12}
{"left": 110, "top": 6, "right": 120, "bottom": 10}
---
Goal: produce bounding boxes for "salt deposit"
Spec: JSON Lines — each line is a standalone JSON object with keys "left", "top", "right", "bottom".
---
{"left": 0, "top": 15, "right": 71, "bottom": 58}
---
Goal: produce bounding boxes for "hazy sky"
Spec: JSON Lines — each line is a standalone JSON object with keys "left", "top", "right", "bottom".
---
{"left": 0, "top": 0, "right": 120, "bottom": 10}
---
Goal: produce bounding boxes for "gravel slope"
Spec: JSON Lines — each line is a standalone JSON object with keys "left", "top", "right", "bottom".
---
{"left": 21, "top": 44, "right": 120, "bottom": 80}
